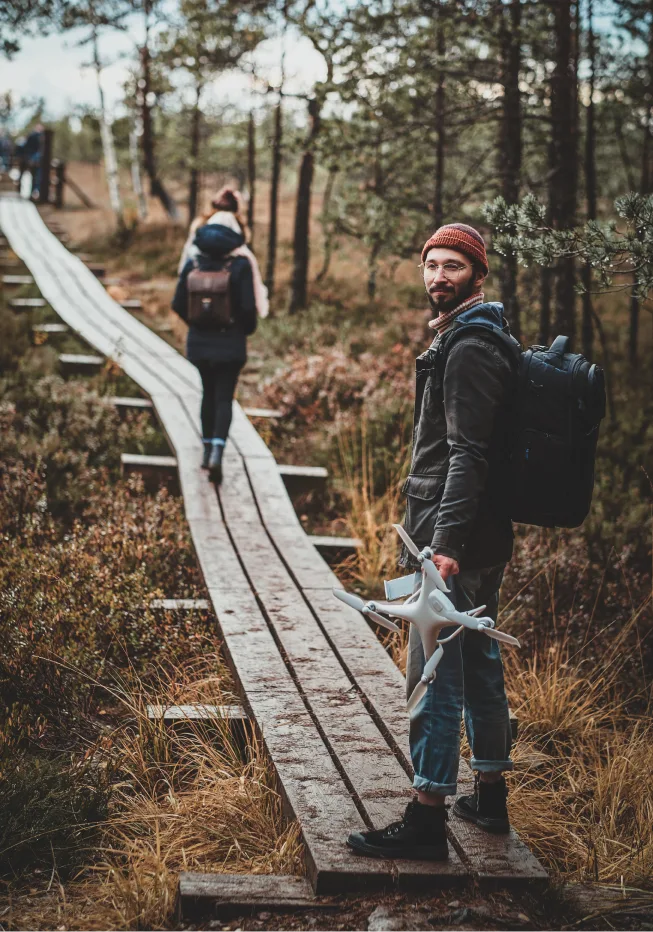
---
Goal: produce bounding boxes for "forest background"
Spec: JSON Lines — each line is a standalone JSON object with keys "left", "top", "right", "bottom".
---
{"left": 2, "top": 0, "right": 653, "bottom": 926}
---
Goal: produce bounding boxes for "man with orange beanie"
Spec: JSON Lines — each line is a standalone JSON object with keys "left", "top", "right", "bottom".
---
{"left": 347, "top": 223, "right": 519, "bottom": 861}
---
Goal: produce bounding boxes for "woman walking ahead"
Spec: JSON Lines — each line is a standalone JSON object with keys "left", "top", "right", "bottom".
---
{"left": 172, "top": 187, "right": 268, "bottom": 483}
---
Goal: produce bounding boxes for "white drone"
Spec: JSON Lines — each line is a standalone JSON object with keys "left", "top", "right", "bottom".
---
{"left": 333, "top": 524, "right": 520, "bottom": 715}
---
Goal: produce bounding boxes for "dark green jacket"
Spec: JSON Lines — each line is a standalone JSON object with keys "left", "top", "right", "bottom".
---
{"left": 400, "top": 302, "right": 519, "bottom": 571}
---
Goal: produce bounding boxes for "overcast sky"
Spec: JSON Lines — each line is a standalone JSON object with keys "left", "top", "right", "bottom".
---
{"left": 0, "top": 21, "right": 326, "bottom": 129}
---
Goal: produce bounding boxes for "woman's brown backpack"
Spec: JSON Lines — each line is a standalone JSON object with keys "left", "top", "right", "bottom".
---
{"left": 187, "top": 259, "right": 234, "bottom": 330}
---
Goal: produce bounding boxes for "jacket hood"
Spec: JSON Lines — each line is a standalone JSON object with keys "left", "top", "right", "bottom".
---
{"left": 455, "top": 301, "right": 506, "bottom": 331}
{"left": 194, "top": 223, "right": 244, "bottom": 258}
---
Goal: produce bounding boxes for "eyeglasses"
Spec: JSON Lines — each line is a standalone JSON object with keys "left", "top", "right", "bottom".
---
{"left": 421, "top": 261, "right": 471, "bottom": 280}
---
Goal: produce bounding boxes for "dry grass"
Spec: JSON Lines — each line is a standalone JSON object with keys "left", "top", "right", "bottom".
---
{"left": 338, "top": 433, "right": 653, "bottom": 888}
{"left": 1, "top": 655, "right": 302, "bottom": 931}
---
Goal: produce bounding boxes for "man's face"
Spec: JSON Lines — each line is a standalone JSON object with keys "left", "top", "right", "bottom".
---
{"left": 423, "top": 247, "right": 485, "bottom": 313}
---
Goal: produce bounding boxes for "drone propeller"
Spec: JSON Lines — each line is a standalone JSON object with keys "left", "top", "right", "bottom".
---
{"left": 392, "top": 525, "right": 449, "bottom": 592}
{"left": 407, "top": 643, "right": 445, "bottom": 715}
{"left": 477, "top": 624, "right": 521, "bottom": 647}
{"left": 333, "top": 589, "right": 401, "bottom": 634}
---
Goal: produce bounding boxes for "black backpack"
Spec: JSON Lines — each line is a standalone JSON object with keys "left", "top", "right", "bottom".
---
{"left": 441, "top": 327, "right": 606, "bottom": 529}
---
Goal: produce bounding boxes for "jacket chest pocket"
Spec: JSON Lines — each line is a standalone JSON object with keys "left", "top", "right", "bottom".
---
{"left": 418, "top": 366, "right": 443, "bottom": 424}
{"left": 401, "top": 474, "right": 446, "bottom": 545}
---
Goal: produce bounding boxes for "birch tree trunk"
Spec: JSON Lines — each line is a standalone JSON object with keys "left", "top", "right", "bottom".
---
{"left": 94, "top": 31, "right": 124, "bottom": 229}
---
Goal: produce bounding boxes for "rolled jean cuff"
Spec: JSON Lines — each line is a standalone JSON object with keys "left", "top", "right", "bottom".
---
{"left": 412, "top": 774, "right": 457, "bottom": 797}
{"left": 471, "top": 758, "right": 513, "bottom": 773}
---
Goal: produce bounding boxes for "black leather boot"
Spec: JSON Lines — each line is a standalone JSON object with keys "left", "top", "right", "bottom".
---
{"left": 201, "top": 441, "right": 211, "bottom": 470}
{"left": 208, "top": 442, "right": 224, "bottom": 484}
{"left": 453, "top": 774, "right": 510, "bottom": 834}
{"left": 346, "top": 799, "right": 448, "bottom": 860}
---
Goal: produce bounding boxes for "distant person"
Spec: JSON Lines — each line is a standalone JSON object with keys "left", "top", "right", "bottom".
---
{"left": 172, "top": 187, "right": 269, "bottom": 483}
{"left": 0, "top": 130, "right": 12, "bottom": 172}
{"left": 22, "top": 123, "right": 44, "bottom": 198}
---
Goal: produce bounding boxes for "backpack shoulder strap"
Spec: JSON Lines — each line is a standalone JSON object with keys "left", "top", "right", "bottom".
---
{"left": 438, "top": 322, "right": 521, "bottom": 373}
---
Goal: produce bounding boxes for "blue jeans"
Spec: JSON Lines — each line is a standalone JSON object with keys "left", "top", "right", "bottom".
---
{"left": 406, "top": 564, "right": 513, "bottom": 796}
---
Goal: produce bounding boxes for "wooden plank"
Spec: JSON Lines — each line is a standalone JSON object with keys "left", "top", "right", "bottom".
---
{"left": 149, "top": 598, "right": 210, "bottom": 610}
{"left": 9, "top": 297, "right": 46, "bottom": 310}
{"left": 243, "top": 407, "right": 284, "bottom": 419}
{"left": 119, "top": 299, "right": 142, "bottom": 310}
{"left": 279, "top": 464, "right": 328, "bottom": 498}
{"left": 59, "top": 352, "right": 104, "bottom": 375}
{"left": 2, "top": 274, "right": 34, "bottom": 286}
{"left": 121, "top": 453, "right": 179, "bottom": 490}
{"left": 32, "top": 322, "right": 68, "bottom": 334}
{"left": 309, "top": 535, "right": 361, "bottom": 562}
{"left": 177, "top": 873, "right": 317, "bottom": 922}
{"left": 147, "top": 704, "right": 245, "bottom": 722}
{"left": 107, "top": 395, "right": 154, "bottom": 416}
{"left": 87, "top": 263, "right": 105, "bottom": 279}
{"left": 147, "top": 703, "right": 251, "bottom": 751}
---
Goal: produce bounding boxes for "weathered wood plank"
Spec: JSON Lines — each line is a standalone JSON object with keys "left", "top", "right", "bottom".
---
{"left": 310, "top": 535, "right": 361, "bottom": 562}
{"left": 243, "top": 407, "right": 284, "bottom": 419}
{"left": 279, "top": 464, "right": 328, "bottom": 498}
{"left": 177, "top": 873, "right": 317, "bottom": 921}
{"left": 59, "top": 353, "right": 104, "bottom": 375}
{"left": 2, "top": 273, "right": 34, "bottom": 286}
{"left": 107, "top": 395, "right": 154, "bottom": 416}
{"left": 121, "top": 453, "right": 179, "bottom": 490}
{"left": 148, "top": 598, "right": 210, "bottom": 611}
{"left": 119, "top": 298, "right": 143, "bottom": 310}
{"left": 33, "top": 322, "right": 68, "bottom": 334}
{"left": 9, "top": 297, "right": 46, "bottom": 310}
{"left": 147, "top": 704, "right": 245, "bottom": 722}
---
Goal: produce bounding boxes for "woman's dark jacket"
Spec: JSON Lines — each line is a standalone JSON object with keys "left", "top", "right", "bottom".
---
{"left": 172, "top": 224, "right": 257, "bottom": 365}
{"left": 400, "top": 302, "right": 519, "bottom": 572}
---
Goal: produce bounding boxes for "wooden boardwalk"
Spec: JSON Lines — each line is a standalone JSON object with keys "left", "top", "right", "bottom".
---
{"left": 0, "top": 196, "right": 547, "bottom": 895}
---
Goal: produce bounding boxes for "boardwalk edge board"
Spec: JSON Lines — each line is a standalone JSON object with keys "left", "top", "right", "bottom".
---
{"left": 0, "top": 198, "right": 547, "bottom": 893}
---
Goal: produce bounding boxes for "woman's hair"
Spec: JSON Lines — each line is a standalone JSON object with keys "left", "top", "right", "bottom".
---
{"left": 197, "top": 185, "right": 250, "bottom": 242}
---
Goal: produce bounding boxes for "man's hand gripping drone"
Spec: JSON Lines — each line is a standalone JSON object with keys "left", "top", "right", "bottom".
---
{"left": 333, "top": 525, "right": 520, "bottom": 715}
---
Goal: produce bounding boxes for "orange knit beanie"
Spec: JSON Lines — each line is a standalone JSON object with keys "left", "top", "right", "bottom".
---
{"left": 421, "top": 223, "right": 489, "bottom": 275}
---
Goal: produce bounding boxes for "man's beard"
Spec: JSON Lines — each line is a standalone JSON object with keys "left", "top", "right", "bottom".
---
{"left": 427, "top": 279, "right": 477, "bottom": 315}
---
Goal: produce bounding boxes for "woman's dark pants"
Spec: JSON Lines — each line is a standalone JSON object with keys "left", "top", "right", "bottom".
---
{"left": 195, "top": 360, "right": 243, "bottom": 440}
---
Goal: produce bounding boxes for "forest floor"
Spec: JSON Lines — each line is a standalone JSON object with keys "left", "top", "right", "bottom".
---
{"left": 2, "top": 164, "right": 653, "bottom": 930}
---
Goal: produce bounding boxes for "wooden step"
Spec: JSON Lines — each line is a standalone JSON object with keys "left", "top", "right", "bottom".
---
{"left": 243, "top": 407, "right": 284, "bottom": 419}
{"left": 59, "top": 353, "right": 104, "bottom": 376}
{"left": 0, "top": 258, "right": 21, "bottom": 269}
{"left": 177, "top": 873, "right": 316, "bottom": 922}
{"left": 87, "top": 263, "right": 105, "bottom": 279}
{"left": 107, "top": 395, "right": 154, "bottom": 416}
{"left": 278, "top": 465, "right": 328, "bottom": 498}
{"left": 120, "top": 299, "right": 142, "bottom": 310}
{"left": 149, "top": 598, "right": 210, "bottom": 610}
{"left": 147, "top": 704, "right": 249, "bottom": 748}
{"left": 121, "top": 453, "right": 179, "bottom": 490}
{"left": 33, "top": 322, "right": 68, "bottom": 335}
{"left": 9, "top": 297, "right": 46, "bottom": 310}
{"left": 147, "top": 703, "right": 245, "bottom": 724}
{"left": 2, "top": 274, "right": 34, "bottom": 286}
{"left": 309, "top": 535, "right": 361, "bottom": 562}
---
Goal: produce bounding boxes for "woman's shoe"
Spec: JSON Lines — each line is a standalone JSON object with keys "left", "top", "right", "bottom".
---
{"left": 208, "top": 442, "right": 224, "bottom": 484}
{"left": 201, "top": 441, "right": 211, "bottom": 470}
